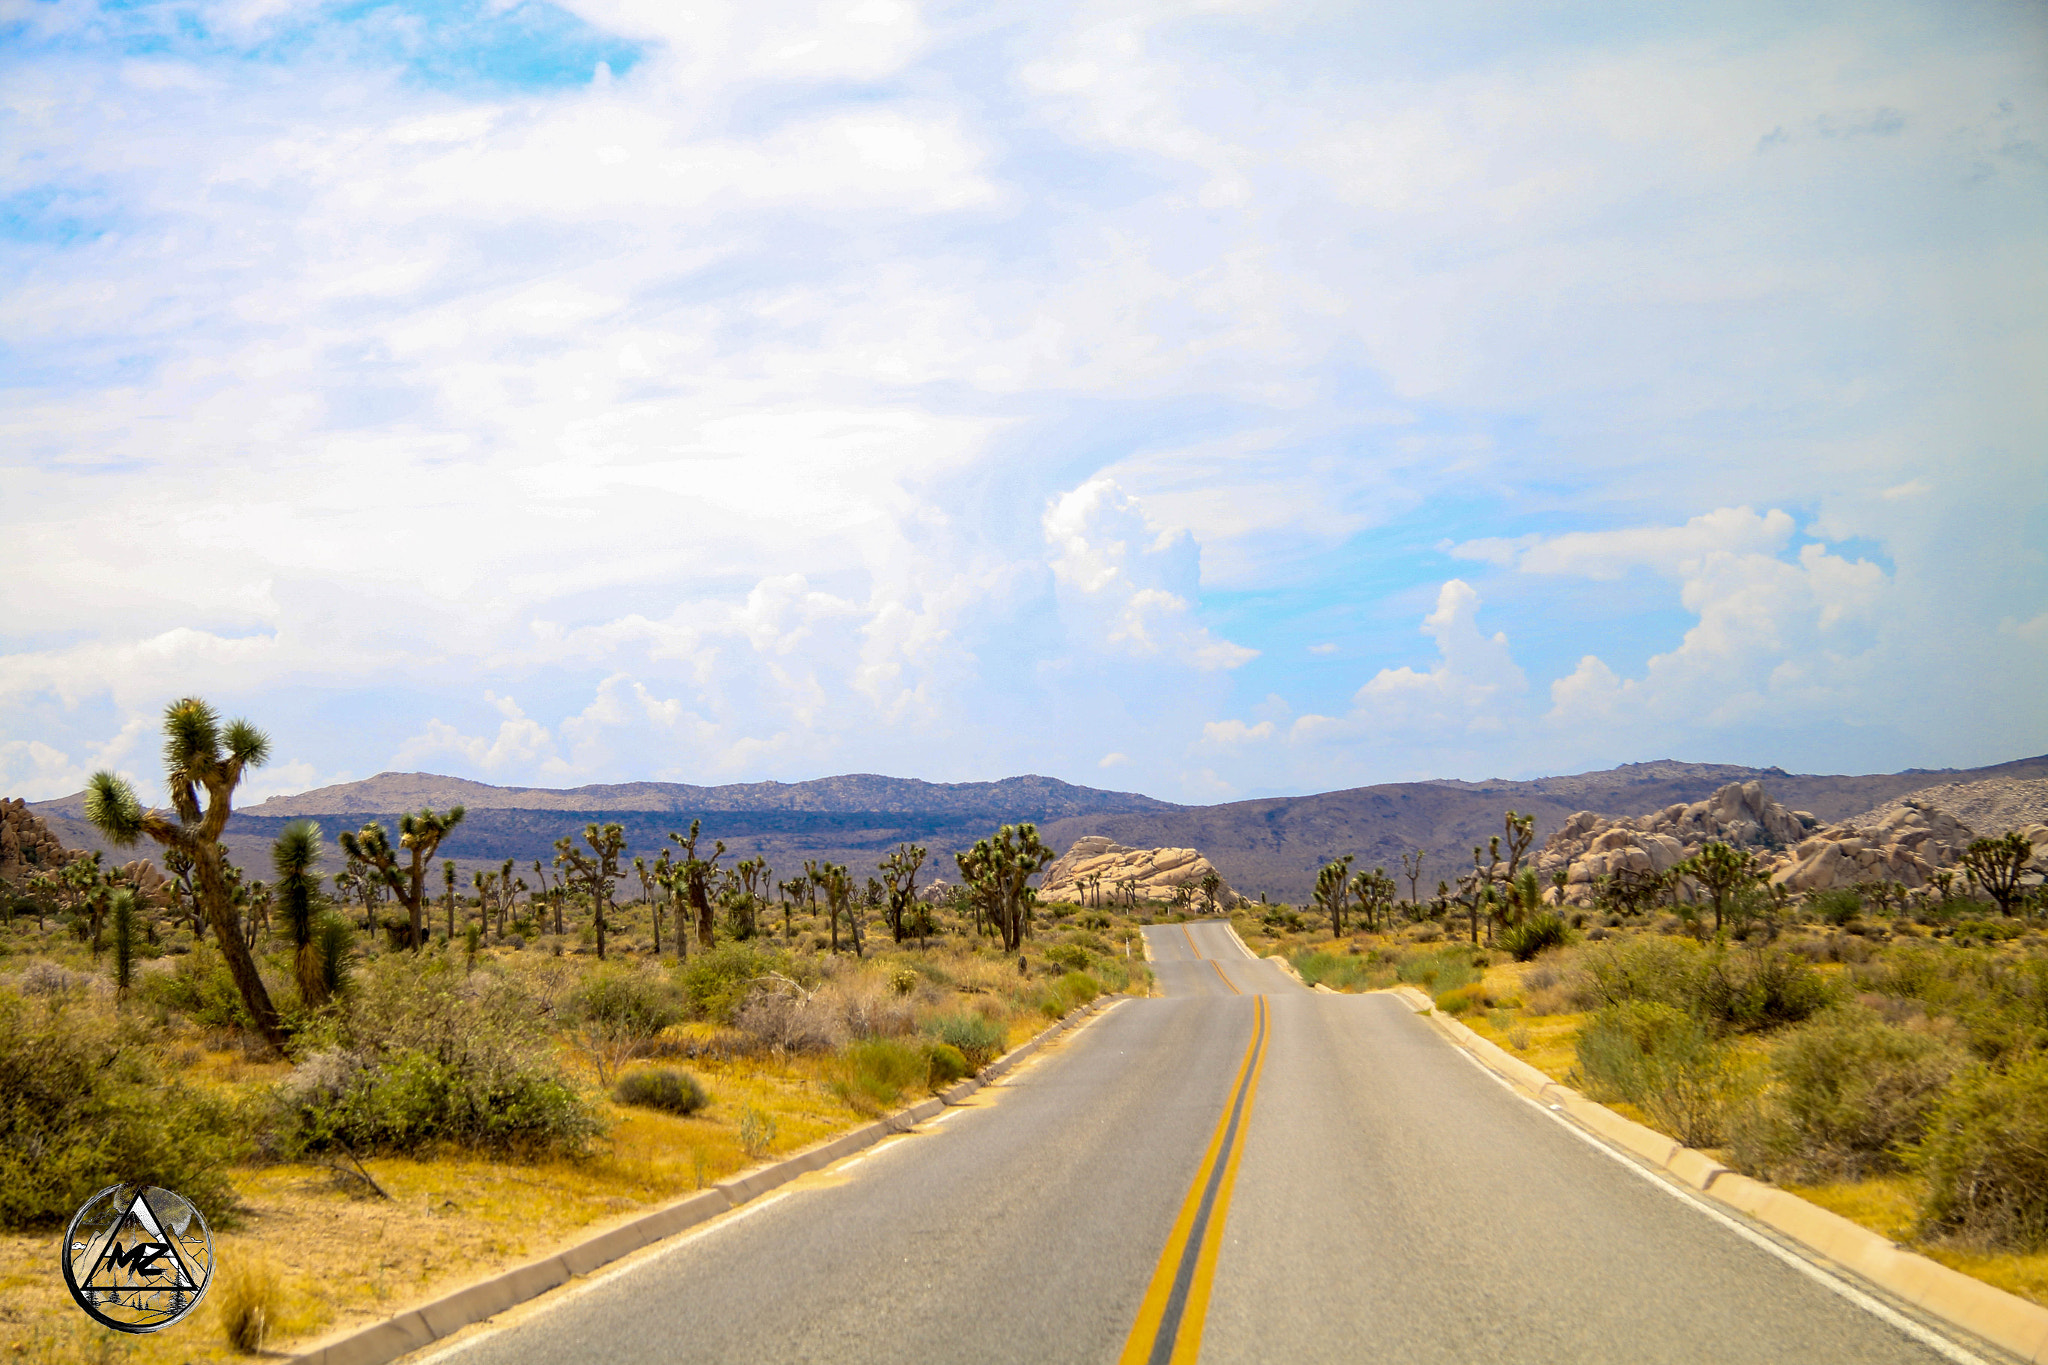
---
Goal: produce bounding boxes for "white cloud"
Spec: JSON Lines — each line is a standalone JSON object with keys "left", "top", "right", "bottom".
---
{"left": 1097, "top": 751, "right": 1130, "bottom": 768}
{"left": 1044, "top": 478, "right": 1256, "bottom": 672}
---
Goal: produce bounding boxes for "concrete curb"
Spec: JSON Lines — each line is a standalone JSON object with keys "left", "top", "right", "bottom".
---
{"left": 1382, "top": 985, "right": 2048, "bottom": 1364}
{"left": 290, "top": 995, "right": 1127, "bottom": 1365}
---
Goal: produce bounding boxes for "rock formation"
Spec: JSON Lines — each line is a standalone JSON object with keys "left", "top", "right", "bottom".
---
{"left": 1537, "top": 779, "right": 2048, "bottom": 901}
{"left": 0, "top": 797, "right": 82, "bottom": 884}
{"left": 1038, "top": 836, "right": 1246, "bottom": 909}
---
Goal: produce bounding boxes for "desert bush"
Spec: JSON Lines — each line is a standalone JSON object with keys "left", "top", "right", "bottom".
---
{"left": 732, "top": 989, "right": 840, "bottom": 1053}
{"left": 1397, "top": 947, "right": 1480, "bottom": 996}
{"left": 926, "top": 1042, "right": 969, "bottom": 1089}
{"left": 273, "top": 954, "right": 600, "bottom": 1157}
{"left": 1573, "top": 1001, "right": 1733, "bottom": 1147}
{"left": 928, "top": 1013, "right": 1004, "bottom": 1070}
{"left": 1693, "top": 949, "right": 1834, "bottom": 1032}
{"left": 1579, "top": 935, "right": 1700, "bottom": 1013}
{"left": 1729, "top": 1007, "right": 1963, "bottom": 1183}
{"left": 217, "top": 1252, "right": 280, "bottom": 1354}
{"left": 837, "top": 1038, "right": 927, "bottom": 1110}
{"left": 614, "top": 1068, "right": 709, "bottom": 1117}
{"left": 681, "top": 943, "right": 787, "bottom": 1025}
{"left": 137, "top": 941, "right": 250, "bottom": 1030}
{"left": 1043, "top": 943, "right": 1093, "bottom": 973}
{"left": 1501, "top": 913, "right": 1571, "bottom": 962}
{"left": 0, "top": 990, "right": 244, "bottom": 1229}
{"left": 1293, "top": 949, "right": 1393, "bottom": 992}
{"left": 1854, "top": 945, "right": 2048, "bottom": 1065}
{"left": 1916, "top": 1051, "right": 2048, "bottom": 1249}
{"left": 1039, "top": 970, "right": 1101, "bottom": 1017}
{"left": 1809, "top": 888, "right": 1863, "bottom": 926}
{"left": 573, "top": 970, "right": 684, "bottom": 1047}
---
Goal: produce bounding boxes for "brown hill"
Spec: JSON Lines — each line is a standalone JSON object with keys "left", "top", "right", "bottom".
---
{"left": 23, "top": 754, "right": 2048, "bottom": 905}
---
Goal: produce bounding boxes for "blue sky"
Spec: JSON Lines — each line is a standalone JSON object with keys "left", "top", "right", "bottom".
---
{"left": 1, "top": 0, "right": 2044, "bottom": 807}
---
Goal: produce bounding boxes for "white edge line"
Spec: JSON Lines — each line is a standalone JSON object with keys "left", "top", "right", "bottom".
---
{"left": 1432, "top": 1023, "right": 1993, "bottom": 1365}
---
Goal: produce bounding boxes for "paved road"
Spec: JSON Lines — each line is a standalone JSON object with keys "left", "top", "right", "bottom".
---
{"left": 429, "top": 922, "right": 1975, "bottom": 1364}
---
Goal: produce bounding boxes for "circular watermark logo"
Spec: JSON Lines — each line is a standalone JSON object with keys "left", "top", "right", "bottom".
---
{"left": 62, "top": 1184, "right": 215, "bottom": 1334}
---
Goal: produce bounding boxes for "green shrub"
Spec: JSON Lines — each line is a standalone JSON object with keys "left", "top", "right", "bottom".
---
{"left": 928, "top": 1014, "right": 1004, "bottom": 1070}
{"left": 0, "top": 990, "right": 245, "bottom": 1229}
{"left": 274, "top": 954, "right": 601, "bottom": 1157}
{"left": 1809, "top": 888, "right": 1862, "bottom": 926}
{"left": 838, "top": 1038, "right": 926, "bottom": 1110}
{"left": 137, "top": 941, "right": 252, "bottom": 1030}
{"left": 571, "top": 967, "right": 683, "bottom": 1039}
{"left": 1293, "top": 950, "right": 1394, "bottom": 992}
{"left": 1043, "top": 943, "right": 1093, "bottom": 972}
{"left": 925, "top": 1042, "right": 970, "bottom": 1089}
{"left": 1730, "top": 1007, "right": 1961, "bottom": 1182}
{"left": 1500, "top": 913, "right": 1572, "bottom": 962}
{"left": 1574, "top": 1001, "right": 1733, "bottom": 1146}
{"left": 614, "top": 1068, "right": 709, "bottom": 1116}
{"left": 681, "top": 943, "right": 784, "bottom": 1025}
{"left": 1397, "top": 947, "right": 1479, "bottom": 996}
{"left": 1435, "top": 984, "right": 1482, "bottom": 1014}
{"left": 1916, "top": 1051, "right": 2048, "bottom": 1249}
{"left": 1693, "top": 949, "right": 1834, "bottom": 1032}
{"left": 1039, "top": 970, "right": 1101, "bottom": 1017}
{"left": 1580, "top": 935, "right": 1702, "bottom": 1013}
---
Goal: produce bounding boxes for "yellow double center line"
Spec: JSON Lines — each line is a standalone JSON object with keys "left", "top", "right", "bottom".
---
{"left": 1118, "top": 994, "right": 1270, "bottom": 1365}
{"left": 1181, "top": 924, "right": 1241, "bottom": 995}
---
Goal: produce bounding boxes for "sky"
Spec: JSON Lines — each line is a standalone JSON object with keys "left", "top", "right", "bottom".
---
{"left": 1, "top": 0, "right": 2044, "bottom": 808}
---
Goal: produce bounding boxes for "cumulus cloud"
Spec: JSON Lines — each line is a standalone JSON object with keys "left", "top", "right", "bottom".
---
{"left": 1044, "top": 479, "right": 1256, "bottom": 672}
{"left": 1287, "top": 580, "right": 1527, "bottom": 748}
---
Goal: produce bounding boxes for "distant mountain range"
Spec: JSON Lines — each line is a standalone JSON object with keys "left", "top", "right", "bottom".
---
{"left": 26, "top": 754, "right": 2048, "bottom": 905}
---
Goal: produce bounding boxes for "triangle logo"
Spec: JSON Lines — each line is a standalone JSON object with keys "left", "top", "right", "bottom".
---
{"left": 79, "top": 1189, "right": 200, "bottom": 1293}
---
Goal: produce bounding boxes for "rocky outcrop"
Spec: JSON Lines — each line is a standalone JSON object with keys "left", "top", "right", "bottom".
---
{"left": 1538, "top": 779, "right": 2048, "bottom": 900}
{"left": 1538, "top": 781, "right": 1811, "bottom": 899}
{"left": 1039, "top": 836, "right": 1246, "bottom": 909}
{"left": 0, "top": 797, "right": 82, "bottom": 884}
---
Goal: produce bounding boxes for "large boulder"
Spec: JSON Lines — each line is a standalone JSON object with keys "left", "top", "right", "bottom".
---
{"left": 1038, "top": 836, "right": 1246, "bottom": 909}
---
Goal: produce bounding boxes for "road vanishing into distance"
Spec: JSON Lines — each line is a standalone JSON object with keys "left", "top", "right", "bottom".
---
{"left": 425, "top": 923, "right": 1985, "bottom": 1364}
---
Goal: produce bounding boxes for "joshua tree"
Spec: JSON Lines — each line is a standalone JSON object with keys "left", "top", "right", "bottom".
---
{"left": 338, "top": 806, "right": 467, "bottom": 950}
{"left": 814, "top": 862, "right": 855, "bottom": 953}
{"left": 1677, "top": 840, "right": 1758, "bottom": 937}
{"left": 442, "top": 859, "right": 458, "bottom": 942}
{"left": 85, "top": 696, "right": 287, "bottom": 1051}
{"left": 112, "top": 888, "right": 137, "bottom": 1003}
{"left": 1961, "top": 833, "right": 2033, "bottom": 916}
{"left": 1501, "top": 811, "right": 1536, "bottom": 881}
{"left": 669, "top": 819, "right": 727, "bottom": 952}
{"left": 1400, "top": 849, "right": 1427, "bottom": 908}
{"left": 1312, "top": 856, "right": 1354, "bottom": 935}
{"left": 880, "top": 842, "right": 928, "bottom": 944}
{"left": 273, "top": 819, "right": 330, "bottom": 1008}
{"left": 558, "top": 822, "right": 627, "bottom": 959}
{"left": 1350, "top": 866, "right": 1396, "bottom": 933}
{"left": 635, "top": 855, "right": 660, "bottom": 953}
{"left": 954, "top": 824, "right": 1055, "bottom": 953}
{"left": 1199, "top": 869, "right": 1223, "bottom": 915}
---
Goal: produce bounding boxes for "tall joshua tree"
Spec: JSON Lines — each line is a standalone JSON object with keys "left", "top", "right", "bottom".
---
{"left": 955, "top": 824, "right": 1054, "bottom": 953}
{"left": 669, "top": 819, "right": 726, "bottom": 952}
{"left": 1312, "top": 856, "right": 1354, "bottom": 935}
{"left": 559, "top": 822, "right": 627, "bottom": 959}
{"left": 273, "top": 820, "right": 329, "bottom": 1008}
{"left": 338, "top": 806, "right": 466, "bottom": 950}
{"left": 85, "top": 697, "right": 287, "bottom": 1051}
{"left": 879, "top": 842, "right": 928, "bottom": 945}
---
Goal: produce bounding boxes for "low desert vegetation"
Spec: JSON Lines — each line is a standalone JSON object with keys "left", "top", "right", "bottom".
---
{"left": 1250, "top": 820, "right": 2048, "bottom": 1305}
{"left": 0, "top": 696, "right": 1154, "bottom": 1360}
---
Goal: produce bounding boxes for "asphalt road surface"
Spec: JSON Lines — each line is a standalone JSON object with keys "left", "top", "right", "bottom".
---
{"left": 427, "top": 922, "right": 1983, "bottom": 1364}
